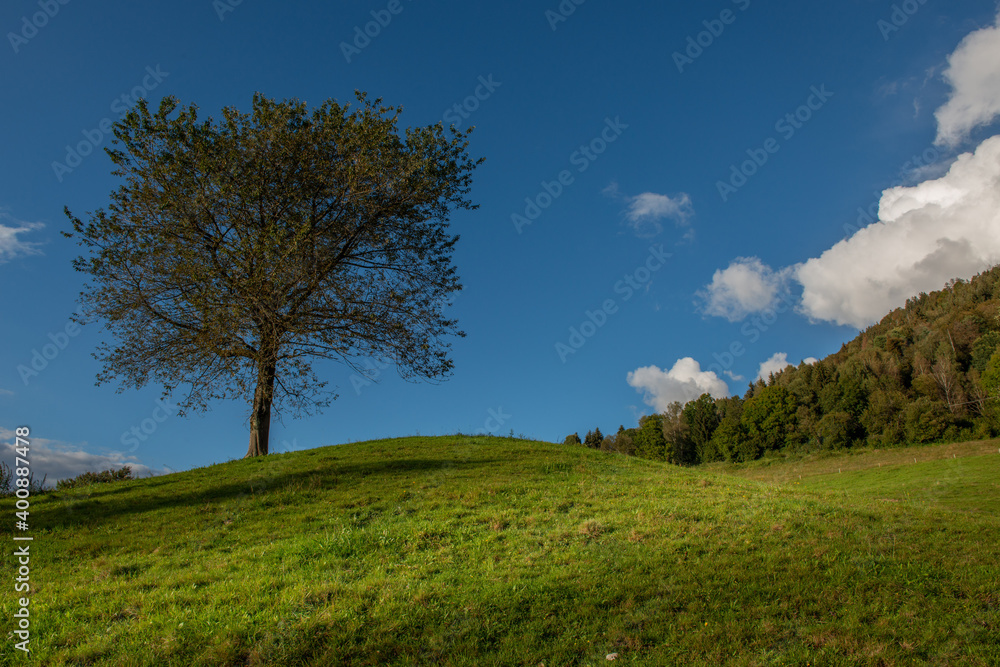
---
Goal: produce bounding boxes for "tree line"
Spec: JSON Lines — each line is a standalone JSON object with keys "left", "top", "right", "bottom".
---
{"left": 566, "top": 266, "right": 1000, "bottom": 465}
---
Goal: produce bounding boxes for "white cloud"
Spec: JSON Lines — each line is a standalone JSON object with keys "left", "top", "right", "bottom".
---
{"left": 756, "top": 352, "right": 794, "bottom": 381}
{"left": 796, "top": 135, "right": 1000, "bottom": 328}
{"left": 935, "top": 8, "right": 1000, "bottom": 146}
{"left": 699, "top": 257, "right": 789, "bottom": 322}
{"left": 604, "top": 186, "right": 695, "bottom": 238}
{"left": 723, "top": 370, "right": 745, "bottom": 382}
{"left": 0, "top": 427, "right": 168, "bottom": 487}
{"left": 0, "top": 388, "right": 13, "bottom": 397}
{"left": 626, "top": 192, "right": 692, "bottom": 223}
{"left": 627, "top": 358, "right": 729, "bottom": 412}
{"left": 0, "top": 215, "right": 44, "bottom": 263}
{"left": 757, "top": 353, "right": 818, "bottom": 381}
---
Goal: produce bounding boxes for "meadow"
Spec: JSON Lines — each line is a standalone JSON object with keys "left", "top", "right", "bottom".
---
{"left": 2, "top": 436, "right": 998, "bottom": 665}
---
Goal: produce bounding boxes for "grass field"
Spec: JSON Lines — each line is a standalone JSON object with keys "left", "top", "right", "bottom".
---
{"left": 706, "top": 439, "right": 1000, "bottom": 515}
{"left": 2, "top": 436, "right": 998, "bottom": 665}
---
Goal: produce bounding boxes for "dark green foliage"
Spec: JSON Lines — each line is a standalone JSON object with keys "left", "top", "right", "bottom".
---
{"left": 634, "top": 415, "right": 667, "bottom": 461}
{"left": 707, "top": 419, "right": 744, "bottom": 462}
{"left": 818, "top": 368, "right": 868, "bottom": 420}
{"left": 56, "top": 466, "right": 135, "bottom": 490}
{"left": 904, "top": 398, "right": 954, "bottom": 444}
{"left": 815, "top": 411, "right": 861, "bottom": 450}
{"left": 861, "top": 388, "right": 908, "bottom": 446}
{"left": 707, "top": 397, "right": 744, "bottom": 462}
{"left": 563, "top": 433, "right": 582, "bottom": 446}
{"left": 739, "top": 386, "right": 796, "bottom": 458}
{"left": 981, "top": 350, "right": 1000, "bottom": 396}
{"left": 582, "top": 428, "right": 604, "bottom": 449}
{"left": 971, "top": 332, "right": 1000, "bottom": 372}
{"left": 976, "top": 350, "right": 1000, "bottom": 438}
{"left": 683, "top": 394, "right": 720, "bottom": 462}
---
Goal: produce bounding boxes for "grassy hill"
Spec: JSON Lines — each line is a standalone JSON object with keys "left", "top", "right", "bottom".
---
{"left": 3, "top": 436, "right": 999, "bottom": 665}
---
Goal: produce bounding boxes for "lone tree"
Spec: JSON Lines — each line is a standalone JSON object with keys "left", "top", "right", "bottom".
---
{"left": 65, "top": 92, "right": 481, "bottom": 457}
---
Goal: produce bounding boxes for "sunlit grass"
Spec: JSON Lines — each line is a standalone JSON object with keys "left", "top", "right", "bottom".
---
{"left": 703, "top": 438, "right": 1000, "bottom": 485}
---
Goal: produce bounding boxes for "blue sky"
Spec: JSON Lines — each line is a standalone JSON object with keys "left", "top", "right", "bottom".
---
{"left": 3, "top": 0, "right": 1000, "bottom": 482}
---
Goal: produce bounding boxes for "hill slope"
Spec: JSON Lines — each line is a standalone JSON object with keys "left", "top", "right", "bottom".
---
{"left": 3, "top": 436, "right": 999, "bottom": 666}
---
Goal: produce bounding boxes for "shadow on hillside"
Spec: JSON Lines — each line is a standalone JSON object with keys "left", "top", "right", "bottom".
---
{"left": 42, "top": 457, "right": 500, "bottom": 529}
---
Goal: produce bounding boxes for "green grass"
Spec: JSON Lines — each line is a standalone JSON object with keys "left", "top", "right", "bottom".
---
{"left": 705, "top": 439, "right": 1000, "bottom": 514}
{"left": 703, "top": 438, "right": 1000, "bottom": 485}
{"left": 798, "top": 453, "right": 1000, "bottom": 515}
{"left": 3, "top": 436, "right": 999, "bottom": 665}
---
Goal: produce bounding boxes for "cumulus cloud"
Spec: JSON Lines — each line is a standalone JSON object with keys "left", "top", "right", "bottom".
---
{"left": 756, "top": 353, "right": 819, "bottom": 381}
{"left": 796, "top": 135, "right": 1000, "bottom": 328}
{"left": 935, "top": 8, "right": 1000, "bottom": 146}
{"left": 0, "top": 427, "right": 169, "bottom": 487}
{"left": 698, "top": 257, "right": 789, "bottom": 322}
{"left": 627, "top": 358, "right": 729, "bottom": 412}
{"left": 0, "top": 215, "right": 43, "bottom": 263}
{"left": 756, "top": 352, "right": 792, "bottom": 381}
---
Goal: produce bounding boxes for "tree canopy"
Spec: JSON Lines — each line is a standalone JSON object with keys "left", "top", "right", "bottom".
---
{"left": 66, "top": 92, "right": 481, "bottom": 457}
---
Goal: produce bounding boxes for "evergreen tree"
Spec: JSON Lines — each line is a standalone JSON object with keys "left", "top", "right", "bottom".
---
{"left": 634, "top": 415, "right": 667, "bottom": 461}
{"left": 583, "top": 428, "right": 604, "bottom": 449}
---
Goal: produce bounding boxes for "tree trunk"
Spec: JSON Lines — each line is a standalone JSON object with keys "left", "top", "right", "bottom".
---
{"left": 245, "top": 354, "right": 277, "bottom": 457}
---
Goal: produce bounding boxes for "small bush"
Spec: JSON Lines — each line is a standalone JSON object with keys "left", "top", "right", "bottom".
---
{"left": 56, "top": 466, "right": 135, "bottom": 490}
{"left": 0, "top": 461, "right": 48, "bottom": 496}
